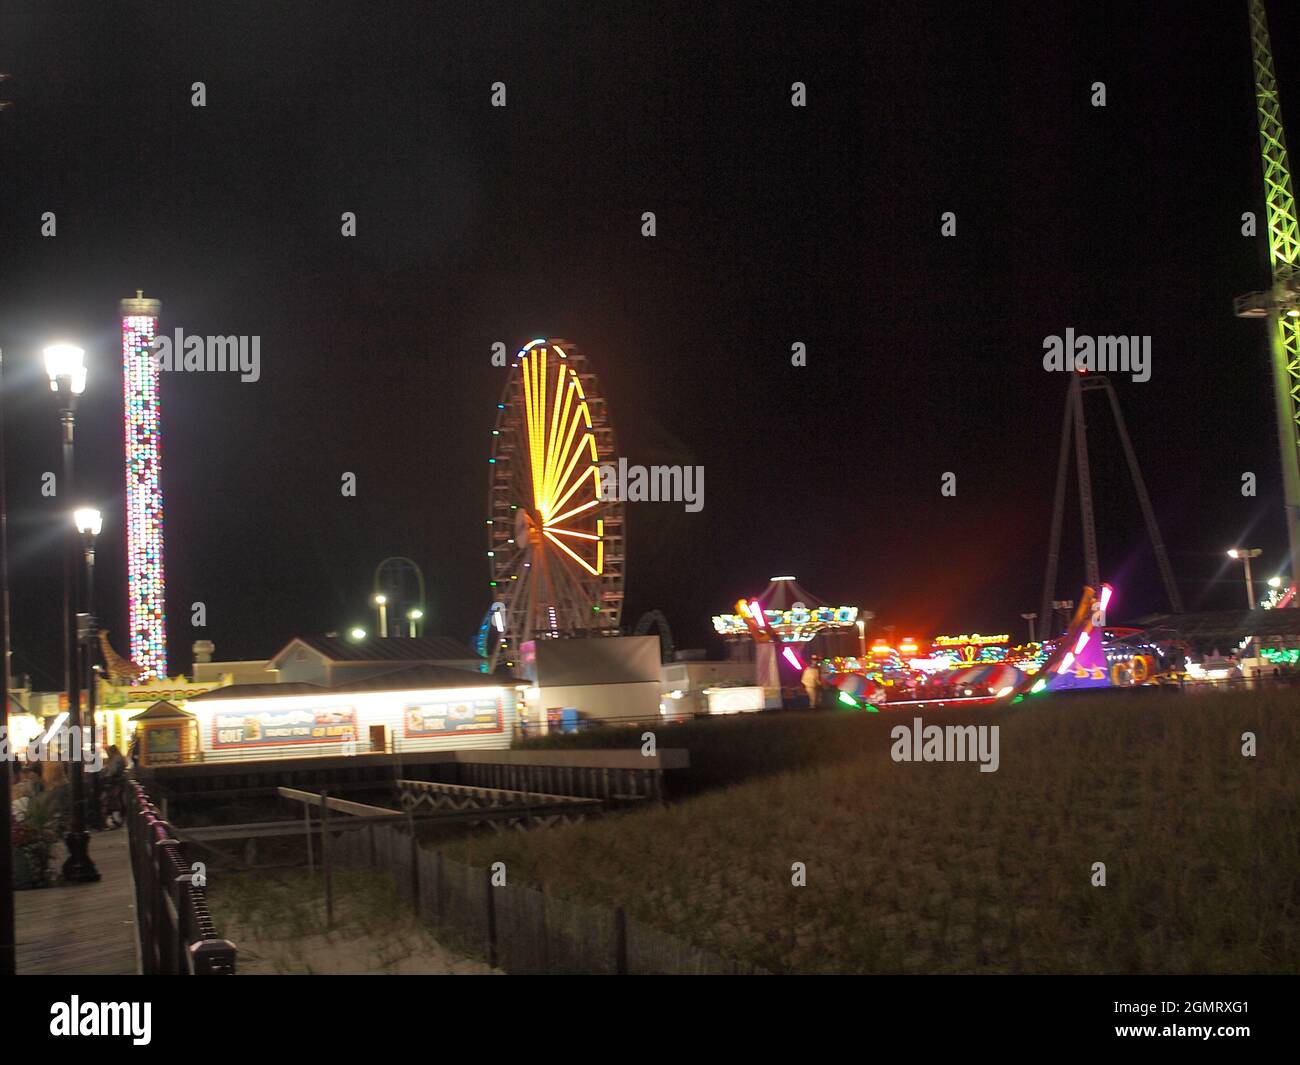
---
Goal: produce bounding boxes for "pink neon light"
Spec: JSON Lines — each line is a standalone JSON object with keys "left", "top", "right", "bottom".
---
{"left": 1073, "top": 631, "right": 1090, "bottom": 656}
{"left": 749, "top": 601, "right": 766, "bottom": 627}
{"left": 1057, "top": 651, "right": 1076, "bottom": 675}
{"left": 1099, "top": 584, "right": 1114, "bottom": 612}
{"left": 782, "top": 647, "right": 803, "bottom": 670}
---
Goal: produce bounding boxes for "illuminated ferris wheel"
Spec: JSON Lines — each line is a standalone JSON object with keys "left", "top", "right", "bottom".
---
{"left": 485, "top": 339, "right": 624, "bottom": 671}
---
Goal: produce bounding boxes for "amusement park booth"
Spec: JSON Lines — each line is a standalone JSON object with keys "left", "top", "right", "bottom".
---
{"left": 130, "top": 701, "right": 201, "bottom": 767}
{"left": 661, "top": 658, "right": 756, "bottom": 715}
{"left": 185, "top": 666, "right": 517, "bottom": 763}
{"left": 518, "top": 635, "right": 662, "bottom": 732}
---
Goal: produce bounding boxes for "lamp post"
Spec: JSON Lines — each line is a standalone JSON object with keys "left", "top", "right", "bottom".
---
{"left": 75, "top": 508, "right": 102, "bottom": 829}
{"left": 1, "top": 347, "right": 17, "bottom": 974}
{"left": 1228, "top": 548, "right": 1263, "bottom": 608}
{"left": 1052, "top": 599, "right": 1075, "bottom": 637}
{"left": 373, "top": 594, "right": 388, "bottom": 638}
{"left": 1020, "top": 612, "right": 1038, "bottom": 643}
{"left": 407, "top": 608, "right": 423, "bottom": 637}
{"left": 44, "top": 343, "right": 98, "bottom": 882}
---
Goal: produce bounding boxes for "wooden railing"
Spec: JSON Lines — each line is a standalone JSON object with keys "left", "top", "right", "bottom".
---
{"left": 124, "top": 779, "right": 237, "bottom": 974}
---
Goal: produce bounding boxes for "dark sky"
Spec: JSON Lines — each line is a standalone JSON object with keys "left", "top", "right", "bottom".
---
{"left": 2, "top": 1, "right": 1298, "bottom": 688}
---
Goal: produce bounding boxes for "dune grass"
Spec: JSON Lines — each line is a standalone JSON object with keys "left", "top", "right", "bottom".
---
{"left": 470, "top": 690, "right": 1300, "bottom": 973}
{"left": 207, "top": 866, "right": 497, "bottom": 974}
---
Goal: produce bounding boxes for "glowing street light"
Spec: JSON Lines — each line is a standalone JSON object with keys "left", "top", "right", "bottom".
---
{"left": 74, "top": 507, "right": 102, "bottom": 537}
{"left": 349, "top": 627, "right": 366, "bottom": 641}
{"left": 43, "top": 343, "right": 86, "bottom": 395}
{"left": 46, "top": 342, "right": 97, "bottom": 883}
{"left": 372, "top": 593, "right": 388, "bottom": 638}
{"left": 74, "top": 507, "right": 103, "bottom": 840}
{"left": 1227, "top": 548, "right": 1262, "bottom": 608}
{"left": 407, "top": 607, "right": 424, "bottom": 638}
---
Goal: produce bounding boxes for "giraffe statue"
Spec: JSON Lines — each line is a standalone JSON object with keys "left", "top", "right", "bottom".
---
{"left": 98, "top": 630, "right": 143, "bottom": 684}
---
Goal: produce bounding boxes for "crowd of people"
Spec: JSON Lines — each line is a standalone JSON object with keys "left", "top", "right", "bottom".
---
{"left": 8, "top": 735, "right": 135, "bottom": 835}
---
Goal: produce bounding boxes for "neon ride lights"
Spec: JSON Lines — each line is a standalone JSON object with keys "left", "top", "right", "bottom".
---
{"left": 122, "top": 314, "right": 167, "bottom": 679}
{"left": 711, "top": 604, "right": 859, "bottom": 639}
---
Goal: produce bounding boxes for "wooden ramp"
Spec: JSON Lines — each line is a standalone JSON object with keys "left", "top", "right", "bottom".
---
{"left": 15, "top": 829, "right": 139, "bottom": 975}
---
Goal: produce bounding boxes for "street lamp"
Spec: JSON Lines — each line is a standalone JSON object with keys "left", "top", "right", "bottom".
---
{"left": 75, "top": 508, "right": 102, "bottom": 829}
{"left": 45, "top": 344, "right": 98, "bottom": 883}
{"left": 1227, "top": 548, "right": 1263, "bottom": 608}
{"left": 1052, "top": 599, "right": 1075, "bottom": 636}
{"left": 407, "top": 607, "right": 424, "bottom": 637}
{"left": 1, "top": 345, "right": 16, "bottom": 974}
{"left": 43, "top": 343, "right": 86, "bottom": 396}
{"left": 372, "top": 593, "right": 388, "bottom": 638}
{"left": 349, "top": 627, "right": 367, "bottom": 641}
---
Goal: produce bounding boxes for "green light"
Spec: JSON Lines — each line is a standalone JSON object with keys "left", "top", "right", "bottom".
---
{"left": 838, "top": 691, "right": 858, "bottom": 707}
{"left": 1031, "top": 678, "right": 1047, "bottom": 694}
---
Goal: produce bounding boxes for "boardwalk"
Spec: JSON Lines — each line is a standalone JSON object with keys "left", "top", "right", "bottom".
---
{"left": 15, "top": 829, "right": 139, "bottom": 975}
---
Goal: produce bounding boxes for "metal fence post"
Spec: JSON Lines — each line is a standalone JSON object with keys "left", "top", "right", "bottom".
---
{"left": 485, "top": 864, "right": 498, "bottom": 968}
{"left": 406, "top": 807, "right": 419, "bottom": 912}
{"left": 319, "top": 790, "right": 333, "bottom": 928}
{"left": 614, "top": 906, "right": 628, "bottom": 975}
{"left": 304, "top": 801, "right": 314, "bottom": 876}
{"left": 433, "top": 850, "right": 443, "bottom": 927}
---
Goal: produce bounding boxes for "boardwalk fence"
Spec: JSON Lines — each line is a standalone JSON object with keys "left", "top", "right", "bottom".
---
{"left": 125, "top": 779, "right": 237, "bottom": 974}
{"left": 332, "top": 821, "right": 766, "bottom": 974}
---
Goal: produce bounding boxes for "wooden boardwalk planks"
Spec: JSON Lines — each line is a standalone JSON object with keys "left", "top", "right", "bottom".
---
{"left": 15, "top": 829, "right": 140, "bottom": 976}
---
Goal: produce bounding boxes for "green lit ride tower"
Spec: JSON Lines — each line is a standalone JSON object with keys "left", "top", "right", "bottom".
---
{"left": 1236, "top": 0, "right": 1300, "bottom": 585}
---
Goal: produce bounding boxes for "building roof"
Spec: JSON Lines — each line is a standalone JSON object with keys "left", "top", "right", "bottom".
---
{"left": 187, "top": 669, "right": 506, "bottom": 704}
{"left": 1132, "top": 608, "right": 1300, "bottom": 646}
{"left": 129, "top": 699, "right": 195, "bottom": 720}
{"left": 331, "top": 665, "right": 508, "bottom": 694}
{"left": 268, "top": 634, "right": 483, "bottom": 668}
{"left": 189, "top": 682, "right": 329, "bottom": 703}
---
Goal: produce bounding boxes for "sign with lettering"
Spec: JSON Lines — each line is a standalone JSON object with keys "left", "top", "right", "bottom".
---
{"left": 213, "top": 706, "right": 357, "bottom": 747}
{"left": 404, "top": 698, "right": 503, "bottom": 738}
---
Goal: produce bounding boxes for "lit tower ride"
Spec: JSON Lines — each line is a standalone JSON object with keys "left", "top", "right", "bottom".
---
{"left": 1236, "top": 0, "right": 1300, "bottom": 587}
{"left": 120, "top": 291, "right": 167, "bottom": 678}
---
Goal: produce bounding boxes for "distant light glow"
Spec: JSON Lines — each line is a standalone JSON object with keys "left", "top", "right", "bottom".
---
{"left": 1098, "top": 584, "right": 1114, "bottom": 612}
{"left": 1073, "top": 631, "right": 1091, "bottom": 656}
{"left": 781, "top": 647, "right": 804, "bottom": 670}
{"left": 1057, "top": 651, "right": 1076, "bottom": 674}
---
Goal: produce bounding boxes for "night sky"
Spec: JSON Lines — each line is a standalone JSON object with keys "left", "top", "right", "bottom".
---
{"left": 2, "top": 1, "right": 1299, "bottom": 690}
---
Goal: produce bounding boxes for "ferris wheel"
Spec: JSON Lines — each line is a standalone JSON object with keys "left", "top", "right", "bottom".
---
{"left": 485, "top": 338, "right": 625, "bottom": 672}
